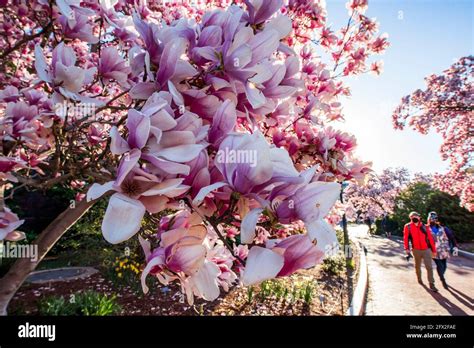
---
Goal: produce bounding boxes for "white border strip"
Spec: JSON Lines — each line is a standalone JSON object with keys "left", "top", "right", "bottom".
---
{"left": 458, "top": 249, "right": 474, "bottom": 260}
{"left": 346, "top": 242, "right": 368, "bottom": 316}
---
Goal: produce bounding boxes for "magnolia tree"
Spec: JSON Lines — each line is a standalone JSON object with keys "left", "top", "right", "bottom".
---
{"left": 0, "top": 0, "right": 388, "bottom": 312}
{"left": 343, "top": 167, "right": 410, "bottom": 224}
{"left": 392, "top": 56, "right": 473, "bottom": 212}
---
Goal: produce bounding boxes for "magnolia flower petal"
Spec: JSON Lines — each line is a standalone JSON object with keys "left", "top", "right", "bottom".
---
{"left": 167, "top": 81, "right": 184, "bottom": 106}
{"left": 305, "top": 219, "right": 339, "bottom": 256}
{"left": 249, "top": 0, "right": 283, "bottom": 24}
{"left": 301, "top": 165, "right": 319, "bottom": 184}
{"left": 86, "top": 181, "right": 114, "bottom": 202}
{"left": 193, "top": 46, "right": 219, "bottom": 62}
{"left": 127, "top": 109, "right": 150, "bottom": 149}
{"left": 245, "top": 82, "right": 266, "bottom": 109}
{"left": 161, "top": 226, "right": 206, "bottom": 247}
{"left": 168, "top": 243, "right": 206, "bottom": 275}
{"left": 141, "top": 178, "right": 185, "bottom": 196}
{"left": 240, "top": 207, "right": 263, "bottom": 244}
{"left": 5, "top": 231, "right": 26, "bottom": 242}
{"left": 115, "top": 148, "right": 141, "bottom": 187}
{"left": 55, "top": 63, "right": 86, "bottom": 93}
{"left": 275, "top": 234, "right": 324, "bottom": 277}
{"left": 209, "top": 99, "right": 237, "bottom": 145}
{"left": 191, "top": 260, "right": 221, "bottom": 301}
{"left": 150, "top": 109, "right": 178, "bottom": 131}
{"left": 192, "top": 182, "right": 227, "bottom": 205}
{"left": 269, "top": 147, "right": 299, "bottom": 178}
{"left": 264, "top": 85, "right": 297, "bottom": 99}
{"left": 160, "top": 130, "right": 196, "bottom": 147}
{"left": 102, "top": 193, "right": 146, "bottom": 244}
{"left": 248, "top": 63, "right": 273, "bottom": 84}
{"left": 157, "top": 144, "right": 203, "bottom": 162}
{"left": 141, "top": 256, "right": 163, "bottom": 294}
{"left": 298, "top": 181, "right": 341, "bottom": 222}
{"left": 56, "top": 0, "right": 74, "bottom": 18}
{"left": 34, "top": 44, "right": 51, "bottom": 83}
{"left": 139, "top": 195, "right": 169, "bottom": 214}
{"left": 129, "top": 82, "right": 156, "bottom": 99}
{"left": 157, "top": 38, "right": 186, "bottom": 83}
{"left": 142, "top": 154, "right": 190, "bottom": 175}
{"left": 248, "top": 29, "right": 279, "bottom": 65}
{"left": 198, "top": 25, "right": 222, "bottom": 47}
{"left": 138, "top": 235, "right": 151, "bottom": 260}
{"left": 265, "top": 14, "right": 292, "bottom": 39}
{"left": 0, "top": 219, "right": 24, "bottom": 235}
{"left": 242, "top": 246, "right": 284, "bottom": 286}
{"left": 173, "top": 61, "right": 198, "bottom": 81}
{"left": 110, "top": 126, "right": 130, "bottom": 155}
{"left": 163, "top": 185, "right": 190, "bottom": 198}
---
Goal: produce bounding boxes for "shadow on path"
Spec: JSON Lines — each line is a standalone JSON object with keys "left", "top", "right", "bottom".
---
{"left": 422, "top": 285, "right": 468, "bottom": 315}
{"left": 447, "top": 286, "right": 474, "bottom": 310}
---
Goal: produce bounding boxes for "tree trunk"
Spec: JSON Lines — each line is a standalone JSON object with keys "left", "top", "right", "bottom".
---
{"left": 0, "top": 196, "right": 102, "bottom": 315}
{"left": 342, "top": 213, "right": 350, "bottom": 258}
{"left": 339, "top": 186, "right": 351, "bottom": 260}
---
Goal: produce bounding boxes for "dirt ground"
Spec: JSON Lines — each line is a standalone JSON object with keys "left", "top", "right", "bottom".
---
{"left": 10, "top": 250, "right": 359, "bottom": 316}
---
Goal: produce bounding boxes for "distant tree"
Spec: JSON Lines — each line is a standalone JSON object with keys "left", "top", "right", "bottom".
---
{"left": 392, "top": 56, "right": 474, "bottom": 212}
{"left": 392, "top": 182, "right": 474, "bottom": 242}
{"left": 344, "top": 167, "right": 410, "bottom": 231}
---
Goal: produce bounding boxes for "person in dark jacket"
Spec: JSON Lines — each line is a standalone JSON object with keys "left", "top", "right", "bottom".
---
{"left": 403, "top": 211, "right": 438, "bottom": 292}
{"left": 427, "top": 212, "right": 458, "bottom": 289}
{"left": 439, "top": 221, "right": 459, "bottom": 254}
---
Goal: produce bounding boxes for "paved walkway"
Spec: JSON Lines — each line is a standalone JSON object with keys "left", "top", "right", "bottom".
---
{"left": 349, "top": 225, "right": 474, "bottom": 315}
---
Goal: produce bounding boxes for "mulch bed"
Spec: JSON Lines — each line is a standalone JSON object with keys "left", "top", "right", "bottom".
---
{"left": 10, "top": 248, "right": 359, "bottom": 316}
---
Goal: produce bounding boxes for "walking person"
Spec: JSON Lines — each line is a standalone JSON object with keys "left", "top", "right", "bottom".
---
{"left": 439, "top": 221, "right": 459, "bottom": 256}
{"left": 427, "top": 212, "right": 457, "bottom": 289}
{"left": 382, "top": 214, "right": 391, "bottom": 239}
{"left": 403, "top": 211, "right": 438, "bottom": 292}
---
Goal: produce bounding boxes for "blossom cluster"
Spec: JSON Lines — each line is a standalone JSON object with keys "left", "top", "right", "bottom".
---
{"left": 343, "top": 167, "right": 411, "bottom": 222}
{"left": 393, "top": 56, "right": 473, "bottom": 211}
{"left": 0, "top": 0, "right": 389, "bottom": 303}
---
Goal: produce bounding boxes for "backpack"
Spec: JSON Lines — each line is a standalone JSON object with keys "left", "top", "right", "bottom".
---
{"left": 443, "top": 225, "right": 457, "bottom": 250}
{"left": 407, "top": 224, "right": 433, "bottom": 251}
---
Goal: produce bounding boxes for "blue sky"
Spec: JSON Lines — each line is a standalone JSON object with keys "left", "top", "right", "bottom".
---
{"left": 325, "top": 0, "right": 473, "bottom": 174}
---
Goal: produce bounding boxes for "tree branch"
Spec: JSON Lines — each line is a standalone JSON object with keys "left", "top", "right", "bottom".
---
{"left": 0, "top": 22, "right": 52, "bottom": 61}
{"left": 208, "top": 219, "right": 246, "bottom": 266}
{"left": 0, "top": 191, "right": 110, "bottom": 315}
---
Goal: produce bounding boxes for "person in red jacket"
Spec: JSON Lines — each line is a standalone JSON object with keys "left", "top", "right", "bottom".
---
{"left": 403, "top": 211, "right": 438, "bottom": 292}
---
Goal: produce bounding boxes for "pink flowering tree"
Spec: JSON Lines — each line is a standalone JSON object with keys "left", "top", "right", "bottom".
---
{"left": 0, "top": 0, "right": 388, "bottom": 313}
{"left": 344, "top": 167, "right": 411, "bottom": 228}
{"left": 392, "top": 56, "right": 473, "bottom": 212}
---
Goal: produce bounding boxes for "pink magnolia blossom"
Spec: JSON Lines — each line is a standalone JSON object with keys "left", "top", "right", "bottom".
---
{"left": 344, "top": 168, "right": 411, "bottom": 221}
{"left": 0, "top": 207, "right": 25, "bottom": 241}
{"left": 35, "top": 42, "right": 97, "bottom": 97}
{"left": 393, "top": 56, "right": 473, "bottom": 211}
{"left": 140, "top": 210, "right": 235, "bottom": 304}
{"left": 58, "top": 10, "right": 98, "bottom": 44}
{"left": 0, "top": 0, "right": 390, "bottom": 304}
{"left": 98, "top": 47, "right": 131, "bottom": 87}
